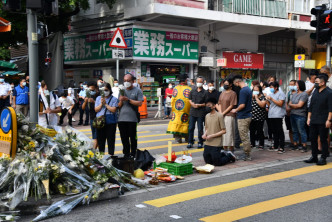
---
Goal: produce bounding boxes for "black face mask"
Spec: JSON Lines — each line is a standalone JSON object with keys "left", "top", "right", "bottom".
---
{"left": 224, "top": 85, "right": 230, "bottom": 90}
{"left": 206, "top": 106, "right": 212, "bottom": 113}
{"left": 314, "top": 83, "right": 320, "bottom": 89}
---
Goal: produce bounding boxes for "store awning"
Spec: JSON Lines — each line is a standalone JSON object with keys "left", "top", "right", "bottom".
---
{"left": 0, "top": 60, "right": 17, "bottom": 69}
{"left": 0, "top": 17, "right": 11, "bottom": 32}
{"left": 1, "top": 71, "right": 22, "bottom": 76}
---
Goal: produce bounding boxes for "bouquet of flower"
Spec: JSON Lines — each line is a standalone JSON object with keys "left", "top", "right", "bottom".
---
{"left": 119, "top": 84, "right": 125, "bottom": 96}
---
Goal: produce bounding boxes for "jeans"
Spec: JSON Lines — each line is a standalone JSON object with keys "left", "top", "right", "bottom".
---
{"left": 270, "top": 118, "right": 285, "bottom": 149}
{"left": 188, "top": 115, "right": 204, "bottom": 144}
{"left": 90, "top": 119, "right": 97, "bottom": 140}
{"left": 290, "top": 114, "right": 307, "bottom": 144}
{"left": 203, "top": 145, "right": 232, "bottom": 166}
{"left": 97, "top": 123, "right": 117, "bottom": 154}
{"left": 238, "top": 117, "right": 252, "bottom": 155}
{"left": 118, "top": 122, "right": 138, "bottom": 157}
{"left": 249, "top": 120, "right": 265, "bottom": 147}
{"left": 310, "top": 124, "right": 329, "bottom": 159}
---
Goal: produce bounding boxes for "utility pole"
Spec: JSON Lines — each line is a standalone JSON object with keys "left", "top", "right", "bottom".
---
{"left": 27, "top": 9, "right": 39, "bottom": 125}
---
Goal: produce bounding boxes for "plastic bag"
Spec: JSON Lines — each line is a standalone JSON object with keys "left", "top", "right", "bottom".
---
{"left": 155, "top": 155, "right": 167, "bottom": 165}
{"left": 134, "top": 150, "right": 155, "bottom": 171}
{"left": 175, "top": 155, "right": 192, "bottom": 164}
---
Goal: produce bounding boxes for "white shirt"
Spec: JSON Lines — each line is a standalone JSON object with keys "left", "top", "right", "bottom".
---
{"left": 112, "top": 87, "right": 120, "bottom": 99}
{"left": 306, "top": 81, "right": 315, "bottom": 108}
{"left": 327, "top": 75, "right": 332, "bottom": 89}
{"left": 38, "top": 91, "right": 61, "bottom": 127}
{"left": 59, "top": 96, "right": 74, "bottom": 110}
{"left": 67, "top": 87, "right": 75, "bottom": 100}
{"left": 0, "top": 82, "right": 11, "bottom": 96}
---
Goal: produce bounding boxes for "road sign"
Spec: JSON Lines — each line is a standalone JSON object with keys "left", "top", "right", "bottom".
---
{"left": 294, "top": 60, "right": 305, "bottom": 68}
{"left": 200, "top": 57, "right": 214, "bottom": 67}
{"left": 217, "top": 58, "right": 227, "bottom": 67}
{"left": 109, "top": 28, "right": 128, "bottom": 48}
{"left": 295, "top": 54, "right": 305, "bottom": 61}
{"left": 112, "top": 50, "right": 125, "bottom": 59}
{"left": 0, "top": 107, "right": 17, "bottom": 158}
{"left": 304, "top": 60, "right": 316, "bottom": 69}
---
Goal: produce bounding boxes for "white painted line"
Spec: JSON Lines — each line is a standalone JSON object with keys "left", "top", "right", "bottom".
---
{"left": 170, "top": 215, "right": 182, "bottom": 219}
{"left": 135, "top": 204, "right": 147, "bottom": 208}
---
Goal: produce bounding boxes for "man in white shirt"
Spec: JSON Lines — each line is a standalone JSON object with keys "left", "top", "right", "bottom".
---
{"left": 58, "top": 91, "right": 75, "bottom": 126}
{"left": 306, "top": 71, "right": 317, "bottom": 108}
{"left": 112, "top": 79, "right": 120, "bottom": 99}
{"left": 38, "top": 81, "right": 61, "bottom": 127}
{"left": 0, "top": 75, "right": 11, "bottom": 111}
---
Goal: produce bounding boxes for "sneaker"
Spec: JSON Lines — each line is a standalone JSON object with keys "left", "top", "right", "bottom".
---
{"left": 291, "top": 145, "right": 298, "bottom": 151}
{"left": 227, "top": 151, "right": 236, "bottom": 162}
{"left": 187, "top": 143, "right": 193, "bottom": 149}
{"left": 277, "top": 148, "right": 285, "bottom": 154}
{"left": 175, "top": 139, "right": 182, "bottom": 144}
{"left": 78, "top": 122, "right": 83, "bottom": 125}
{"left": 268, "top": 147, "right": 275, "bottom": 151}
{"left": 301, "top": 148, "right": 308, "bottom": 153}
{"left": 198, "top": 143, "right": 203, "bottom": 149}
{"left": 72, "top": 118, "right": 76, "bottom": 122}
{"left": 240, "top": 154, "right": 252, "bottom": 161}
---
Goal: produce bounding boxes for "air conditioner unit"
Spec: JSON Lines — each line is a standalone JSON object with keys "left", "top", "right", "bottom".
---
{"left": 292, "top": 14, "right": 300, "bottom": 21}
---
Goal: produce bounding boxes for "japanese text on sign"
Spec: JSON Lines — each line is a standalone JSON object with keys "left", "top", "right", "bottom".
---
{"left": 133, "top": 28, "right": 199, "bottom": 61}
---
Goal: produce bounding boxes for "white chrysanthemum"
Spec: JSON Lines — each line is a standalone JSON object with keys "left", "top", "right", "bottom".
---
{"left": 64, "top": 155, "right": 73, "bottom": 162}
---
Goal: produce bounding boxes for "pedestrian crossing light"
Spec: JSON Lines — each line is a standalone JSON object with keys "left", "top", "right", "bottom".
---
{"left": 311, "top": 5, "right": 332, "bottom": 44}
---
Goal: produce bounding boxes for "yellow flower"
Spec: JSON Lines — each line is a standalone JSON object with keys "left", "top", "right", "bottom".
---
{"left": 29, "top": 141, "right": 36, "bottom": 148}
{"left": 84, "top": 195, "right": 89, "bottom": 199}
{"left": 71, "top": 141, "right": 79, "bottom": 148}
{"left": 88, "top": 151, "right": 94, "bottom": 158}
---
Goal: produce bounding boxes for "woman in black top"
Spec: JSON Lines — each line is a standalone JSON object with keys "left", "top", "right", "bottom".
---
{"left": 250, "top": 85, "right": 267, "bottom": 149}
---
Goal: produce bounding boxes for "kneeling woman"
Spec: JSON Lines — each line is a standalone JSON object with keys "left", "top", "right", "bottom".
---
{"left": 95, "top": 83, "right": 119, "bottom": 155}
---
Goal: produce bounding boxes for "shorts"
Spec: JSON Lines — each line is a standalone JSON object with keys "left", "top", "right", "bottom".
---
{"left": 90, "top": 119, "right": 97, "bottom": 139}
{"left": 285, "top": 115, "right": 292, "bottom": 131}
{"left": 222, "top": 115, "right": 235, "bottom": 147}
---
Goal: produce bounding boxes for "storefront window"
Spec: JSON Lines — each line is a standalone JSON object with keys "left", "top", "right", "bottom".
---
{"left": 259, "top": 35, "right": 295, "bottom": 54}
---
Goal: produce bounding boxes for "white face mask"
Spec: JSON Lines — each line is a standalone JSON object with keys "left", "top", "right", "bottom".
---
{"left": 11, "top": 85, "right": 14, "bottom": 89}
{"left": 104, "top": 91, "right": 110, "bottom": 97}
{"left": 124, "top": 82, "right": 132, "bottom": 88}
{"left": 98, "top": 82, "right": 103, "bottom": 87}
{"left": 209, "top": 86, "right": 215, "bottom": 91}
{"left": 168, "top": 85, "right": 172, "bottom": 89}
{"left": 114, "top": 83, "right": 119, "bottom": 87}
{"left": 196, "top": 83, "right": 203, "bottom": 88}
{"left": 22, "top": 82, "right": 26, "bottom": 86}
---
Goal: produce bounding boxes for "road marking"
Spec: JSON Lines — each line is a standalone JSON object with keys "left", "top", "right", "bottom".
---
{"left": 88, "top": 133, "right": 169, "bottom": 140}
{"left": 113, "top": 145, "right": 203, "bottom": 155}
{"left": 144, "top": 163, "right": 332, "bottom": 207}
{"left": 200, "top": 185, "right": 332, "bottom": 222}
{"left": 135, "top": 204, "right": 147, "bottom": 208}
{"left": 78, "top": 124, "right": 168, "bottom": 132}
{"left": 84, "top": 131, "right": 151, "bottom": 135}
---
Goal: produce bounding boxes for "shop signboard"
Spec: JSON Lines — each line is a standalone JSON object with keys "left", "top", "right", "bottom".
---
{"left": 222, "top": 52, "right": 264, "bottom": 69}
{"left": 132, "top": 27, "right": 199, "bottom": 62}
{"left": 200, "top": 57, "right": 214, "bottom": 67}
{"left": 217, "top": 58, "right": 227, "bottom": 67}
{"left": 63, "top": 27, "right": 133, "bottom": 64}
{"left": 0, "top": 107, "right": 17, "bottom": 158}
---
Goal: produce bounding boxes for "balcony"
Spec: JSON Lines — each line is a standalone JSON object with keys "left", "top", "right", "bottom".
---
{"left": 209, "top": 0, "right": 288, "bottom": 19}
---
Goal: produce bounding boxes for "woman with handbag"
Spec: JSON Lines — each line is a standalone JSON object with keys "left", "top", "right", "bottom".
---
{"left": 94, "top": 83, "right": 119, "bottom": 154}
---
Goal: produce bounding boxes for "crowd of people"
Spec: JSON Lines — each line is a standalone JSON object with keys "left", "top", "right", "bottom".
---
{"left": 167, "top": 67, "right": 332, "bottom": 166}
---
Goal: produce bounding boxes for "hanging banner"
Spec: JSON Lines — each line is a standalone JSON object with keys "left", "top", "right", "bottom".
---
{"left": 222, "top": 52, "right": 264, "bottom": 69}
{"left": 132, "top": 27, "right": 199, "bottom": 62}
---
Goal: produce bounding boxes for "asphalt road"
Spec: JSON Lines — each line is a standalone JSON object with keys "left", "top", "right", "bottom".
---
{"left": 19, "top": 123, "right": 332, "bottom": 222}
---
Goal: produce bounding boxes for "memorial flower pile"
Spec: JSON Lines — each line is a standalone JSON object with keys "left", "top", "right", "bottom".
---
{"left": 0, "top": 113, "right": 141, "bottom": 221}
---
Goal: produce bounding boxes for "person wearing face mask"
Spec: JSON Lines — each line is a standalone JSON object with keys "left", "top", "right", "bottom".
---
{"left": 12, "top": 78, "right": 29, "bottom": 116}
{"left": 285, "top": 80, "right": 297, "bottom": 149}
{"left": 320, "top": 65, "right": 332, "bottom": 89}
{"left": 112, "top": 79, "right": 120, "bottom": 99}
{"left": 58, "top": 91, "right": 75, "bottom": 127}
{"left": 207, "top": 80, "right": 220, "bottom": 101}
{"left": 217, "top": 79, "right": 237, "bottom": 152}
{"left": 305, "top": 75, "right": 332, "bottom": 166}
{"left": 219, "top": 80, "right": 225, "bottom": 92}
{"left": 164, "top": 83, "right": 173, "bottom": 119}
{"left": 231, "top": 75, "right": 253, "bottom": 160}
{"left": 249, "top": 85, "right": 267, "bottom": 150}
{"left": 0, "top": 75, "right": 11, "bottom": 111}
{"left": 202, "top": 97, "right": 236, "bottom": 166}
{"left": 38, "top": 80, "right": 61, "bottom": 127}
{"left": 187, "top": 76, "right": 209, "bottom": 149}
{"left": 82, "top": 81, "right": 99, "bottom": 149}
{"left": 95, "top": 83, "right": 119, "bottom": 154}
{"left": 288, "top": 80, "right": 308, "bottom": 152}
{"left": 203, "top": 80, "right": 208, "bottom": 91}
{"left": 118, "top": 74, "right": 144, "bottom": 158}
{"left": 78, "top": 82, "right": 89, "bottom": 126}
{"left": 97, "top": 78, "right": 104, "bottom": 88}
{"left": 266, "top": 81, "right": 286, "bottom": 154}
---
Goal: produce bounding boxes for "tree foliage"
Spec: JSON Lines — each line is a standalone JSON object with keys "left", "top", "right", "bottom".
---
{"left": 0, "top": 0, "right": 117, "bottom": 49}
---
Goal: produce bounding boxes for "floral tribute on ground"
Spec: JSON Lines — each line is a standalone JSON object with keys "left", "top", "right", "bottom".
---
{"left": 0, "top": 113, "right": 143, "bottom": 221}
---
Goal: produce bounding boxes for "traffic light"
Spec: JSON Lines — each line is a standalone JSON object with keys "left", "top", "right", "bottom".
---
{"left": 311, "top": 5, "right": 332, "bottom": 44}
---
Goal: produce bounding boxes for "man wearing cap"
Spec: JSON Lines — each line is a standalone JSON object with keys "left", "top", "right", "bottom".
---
{"left": 13, "top": 78, "right": 29, "bottom": 116}
{"left": 0, "top": 75, "right": 11, "bottom": 111}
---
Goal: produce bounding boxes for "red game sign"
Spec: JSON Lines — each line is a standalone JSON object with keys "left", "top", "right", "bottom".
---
{"left": 222, "top": 52, "right": 264, "bottom": 69}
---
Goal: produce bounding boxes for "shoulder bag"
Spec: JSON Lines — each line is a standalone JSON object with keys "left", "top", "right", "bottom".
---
{"left": 93, "top": 97, "right": 112, "bottom": 129}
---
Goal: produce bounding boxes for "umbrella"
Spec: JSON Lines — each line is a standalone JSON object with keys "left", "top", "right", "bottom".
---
{"left": 0, "top": 17, "right": 11, "bottom": 32}
{"left": 0, "top": 60, "right": 17, "bottom": 69}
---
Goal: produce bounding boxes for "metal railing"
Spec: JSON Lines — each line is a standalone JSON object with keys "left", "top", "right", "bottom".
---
{"left": 211, "top": 0, "right": 288, "bottom": 19}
